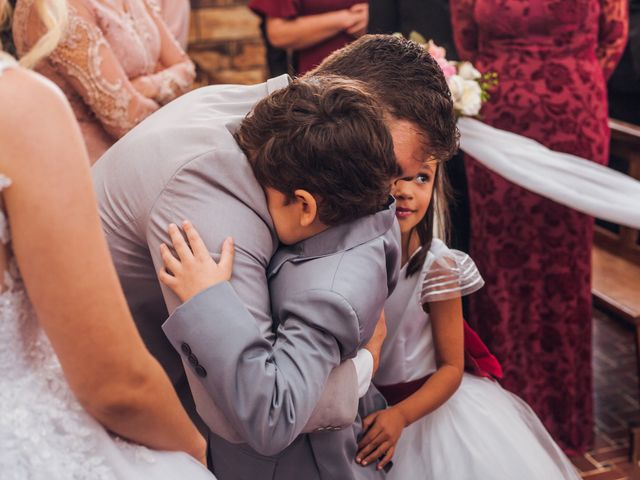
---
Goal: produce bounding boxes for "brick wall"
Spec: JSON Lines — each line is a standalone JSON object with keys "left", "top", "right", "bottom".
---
{"left": 188, "top": 0, "right": 267, "bottom": 86}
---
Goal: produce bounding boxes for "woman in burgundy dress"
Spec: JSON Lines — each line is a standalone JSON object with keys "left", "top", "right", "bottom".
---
{"left": 249, "top": 0, "right": 369, "bottom": 75}
{"left": 450, "top": 0, "right": 627, "bottom": 454}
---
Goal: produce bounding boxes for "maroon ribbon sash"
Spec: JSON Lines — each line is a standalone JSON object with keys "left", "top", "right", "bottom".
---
{"left": 377, "top": 322, "right": 503, "bottom": 406}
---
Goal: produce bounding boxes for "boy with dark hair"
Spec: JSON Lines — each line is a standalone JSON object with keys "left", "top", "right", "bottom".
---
{"left": 237, "top": 76, "right": 398, "bottom": 225}
{"left": 160, "top": 75, "right": 400, "bottom": 480}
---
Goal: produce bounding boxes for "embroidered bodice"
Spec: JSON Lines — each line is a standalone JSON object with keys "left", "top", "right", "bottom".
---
{"left": 12, "top": 0, "right": 195, "bottom": 161}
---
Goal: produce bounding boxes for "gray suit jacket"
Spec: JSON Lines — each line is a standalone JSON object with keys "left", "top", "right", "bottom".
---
{"left": 164, "top": 201, "right": 401, "bottom": 479}
{"left": 92, "top": 75, "right": 361, "bottom": 446}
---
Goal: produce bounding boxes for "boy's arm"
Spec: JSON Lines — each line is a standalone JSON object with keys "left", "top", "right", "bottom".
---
{"left": 146, "top": 184, "right": 363, "bottom": 442}
{"left": 163, "top": 281, "right": 362, "bottom": 456}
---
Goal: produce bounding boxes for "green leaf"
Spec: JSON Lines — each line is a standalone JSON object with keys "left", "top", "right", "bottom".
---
{"left": 409, "top": 31, "right": 427, "bottom": 45}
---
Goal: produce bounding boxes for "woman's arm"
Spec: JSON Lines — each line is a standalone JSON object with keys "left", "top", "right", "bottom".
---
{"left": 21, "top": 0, "right": 160, "bottom": 140}
{"left": 266, "top": 4, "right": 367, "bottom": 50}
{"left": 450, "top": 0, "right": 479, "bottom": 61}
{"left": 356, "top": 297, "right": 464, "bottom": 470}
{"left": 0, "top": 67, "right": 205, "bottom": 462}
{"left": 597, "top": 0, "right": 629, "bottom": 80}
{"left": 130, "top": 0, "right": 195, "bottom": 105}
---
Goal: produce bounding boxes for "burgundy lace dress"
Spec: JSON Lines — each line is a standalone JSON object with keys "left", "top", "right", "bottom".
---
{"left": 450, "top": 0, "right": 627, "bottom": 453}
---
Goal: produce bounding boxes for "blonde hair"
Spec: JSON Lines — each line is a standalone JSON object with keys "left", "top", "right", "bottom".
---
{"left": 0, "top": 0, "right": 67, "bottom": 67}
{"left": 19, "top": 0, "right": 68, "bottom": 68}
{"left": 0, "top": 0, "right": 13, "bottom": 59}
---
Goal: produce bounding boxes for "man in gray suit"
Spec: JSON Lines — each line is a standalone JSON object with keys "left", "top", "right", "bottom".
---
{"left": 93, "top": 35, "right": 457, "bottom": 478}
{"left": 160, "top": 76, "right": 401, "bottom": 479}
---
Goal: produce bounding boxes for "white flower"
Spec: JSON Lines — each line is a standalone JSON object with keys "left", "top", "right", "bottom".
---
{"left": 447, "top": 75, "right": 465, "bottom": 103}
{"left": 459, "top": 80, "right": 482, "bottom": 116}
{"left": 447, "top": 75, "right": 483, "bottom": 116}
{"left": 457, "top": 61, "right": 482, "bottom": 80}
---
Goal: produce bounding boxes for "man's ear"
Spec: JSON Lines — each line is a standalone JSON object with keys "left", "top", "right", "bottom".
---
{"left": 294, "top": 189, "right": 318, "bottom": 227}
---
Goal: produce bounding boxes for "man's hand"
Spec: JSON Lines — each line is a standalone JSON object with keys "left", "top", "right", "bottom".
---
{"left": 356, "top": 407, "right": 406, "bottom": 470}
{"left": 364, "top": 310, "right": 387, "bottom": 375}
{"left": 158, "top": 221, "right": 235, "bottom": 302}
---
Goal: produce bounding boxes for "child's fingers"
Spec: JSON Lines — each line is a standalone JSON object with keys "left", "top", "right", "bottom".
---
{"left": 377, "top": 445, "right": 395, "bottom": 470}
{"left": 361, "top": 412, "right": 378, "bottom": 432}
{"left": 157, "top": 267, "right": 177, "bottom": 287}
{"left": 160, "top": 243, "right": 181, "bottom": 274}
{"left": 356, "top": 429, "right": 383, "bottom": 461}
{"left": 360, "top": 441, "right": 391, "bottom": 467}
{"left": 357, "top": 416, "right": 381, "bottom": 449}
{"left": 182, "top": 221, "right": 209, "bottom": 259}
{"left": 218, "top": 237, "right": 235, "bottom": 275}
{"left": 168, "top": 223, "right": 192, "bottom": 261}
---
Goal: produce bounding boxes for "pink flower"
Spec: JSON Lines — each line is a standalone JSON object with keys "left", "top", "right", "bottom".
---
{"left": 427, "top": 41, "right": 447, "bottom": 60}
{"left": 436, "top": 57, "right": 457, "bottom": 79}
{"left": 426, "top": 40, "right": 456, "bottom": 79}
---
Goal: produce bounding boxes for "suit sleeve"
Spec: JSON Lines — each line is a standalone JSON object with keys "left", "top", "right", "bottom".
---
{"left": 163, "top": 282, "right": 362, "bottom": 456}
{"left": 146, "top": 171, "right": 360, "bottom": 448}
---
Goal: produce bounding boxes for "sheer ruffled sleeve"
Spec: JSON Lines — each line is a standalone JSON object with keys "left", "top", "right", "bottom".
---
{"left": 597, "top": 0, "right": 629, "bottom": 80}
{"left": 450, "top": 0, "right": 479, "bottom": 61}
{"left": 137, "top": 0, "right": 195, "bottom": 105}
{"left": 249, "top": 0, "right": 301, "bottom": 19}
{"left": 420, "top": 243, "right": 484, "bottom": 304}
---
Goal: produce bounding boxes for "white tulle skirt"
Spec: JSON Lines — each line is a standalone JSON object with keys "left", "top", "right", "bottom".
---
{"left": 388, "top": 374, "right": 580, "bottom": 480}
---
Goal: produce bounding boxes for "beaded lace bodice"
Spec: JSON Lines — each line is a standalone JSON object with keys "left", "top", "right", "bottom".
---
{"left": 12, "top": 0, "right": 195, "bottom": 161}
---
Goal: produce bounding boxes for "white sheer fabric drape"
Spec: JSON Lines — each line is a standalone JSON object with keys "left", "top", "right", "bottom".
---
{"left": 458, "top": 117, "right": 640, "bottom": 229}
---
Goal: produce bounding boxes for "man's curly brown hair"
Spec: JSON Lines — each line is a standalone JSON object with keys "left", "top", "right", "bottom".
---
{"left": 310, "top": 34, "right": 459, "bottom": 164}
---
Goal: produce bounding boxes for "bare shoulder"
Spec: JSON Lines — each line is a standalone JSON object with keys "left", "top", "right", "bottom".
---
{"left": 0, "top": 67, "right": 75, "bottom": 143}
{"left": 0, "top": 67, "right": 86, "bottom": 175}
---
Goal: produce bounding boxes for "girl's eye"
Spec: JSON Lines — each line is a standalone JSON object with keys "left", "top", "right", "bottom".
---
{"left": 415, "top": 174, "right": 430, "bottom": 185}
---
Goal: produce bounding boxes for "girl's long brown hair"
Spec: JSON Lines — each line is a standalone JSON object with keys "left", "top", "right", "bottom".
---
{"left": 405, "top": 162, "right": 452, "bottom": 277}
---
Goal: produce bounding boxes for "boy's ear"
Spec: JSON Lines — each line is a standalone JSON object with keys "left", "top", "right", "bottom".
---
{"left": 294, "top": 189, "right": 318, "bottom": 227}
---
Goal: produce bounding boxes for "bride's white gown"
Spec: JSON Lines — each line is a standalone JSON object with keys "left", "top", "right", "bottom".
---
{"left": 0, "top": 59, "right": 214, "bottom": 480}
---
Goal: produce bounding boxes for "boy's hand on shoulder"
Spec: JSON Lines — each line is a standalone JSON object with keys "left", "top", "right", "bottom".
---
{"left": 364, "top": 310, "right": 387, "bottom": 374}
{"left": 356, "top": 406, "right": 406, "bottom": 470}
{"left": 158, "top": 221, "right": 234, "bottom": 303}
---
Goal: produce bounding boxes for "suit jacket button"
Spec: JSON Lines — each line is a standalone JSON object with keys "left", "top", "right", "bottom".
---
{"left": 188, "top": 353, "right": 198, "bottom": 366}
{"left": 181, "top": 343, "right": 191, "bottom": 356}
{"left": 195, "top": 365, "right": 207, "bottom": 378}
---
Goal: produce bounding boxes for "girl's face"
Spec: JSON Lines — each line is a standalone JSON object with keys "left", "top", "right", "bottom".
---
{"left": 391, "top": 161, "right": 438, "bottom": 234}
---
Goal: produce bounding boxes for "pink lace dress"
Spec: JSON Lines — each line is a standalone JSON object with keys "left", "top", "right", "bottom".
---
{"left": 12, "top": 0, "right": 195, "bottom": 163}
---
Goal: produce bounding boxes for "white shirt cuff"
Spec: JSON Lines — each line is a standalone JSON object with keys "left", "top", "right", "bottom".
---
{"left": 351, "top": 348, "right": 374, "bottom": 398}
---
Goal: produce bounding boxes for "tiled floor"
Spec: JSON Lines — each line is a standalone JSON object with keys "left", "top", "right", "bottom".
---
{"left": 569, "top": 309, "right": 640, "bottom": 479}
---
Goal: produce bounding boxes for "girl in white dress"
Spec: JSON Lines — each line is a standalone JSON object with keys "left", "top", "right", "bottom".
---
{"left": 0, "top": 1, "right": 214, "bottom": 478}
{"left": 354, "top": 160, "right": 580, "bottom": 479}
